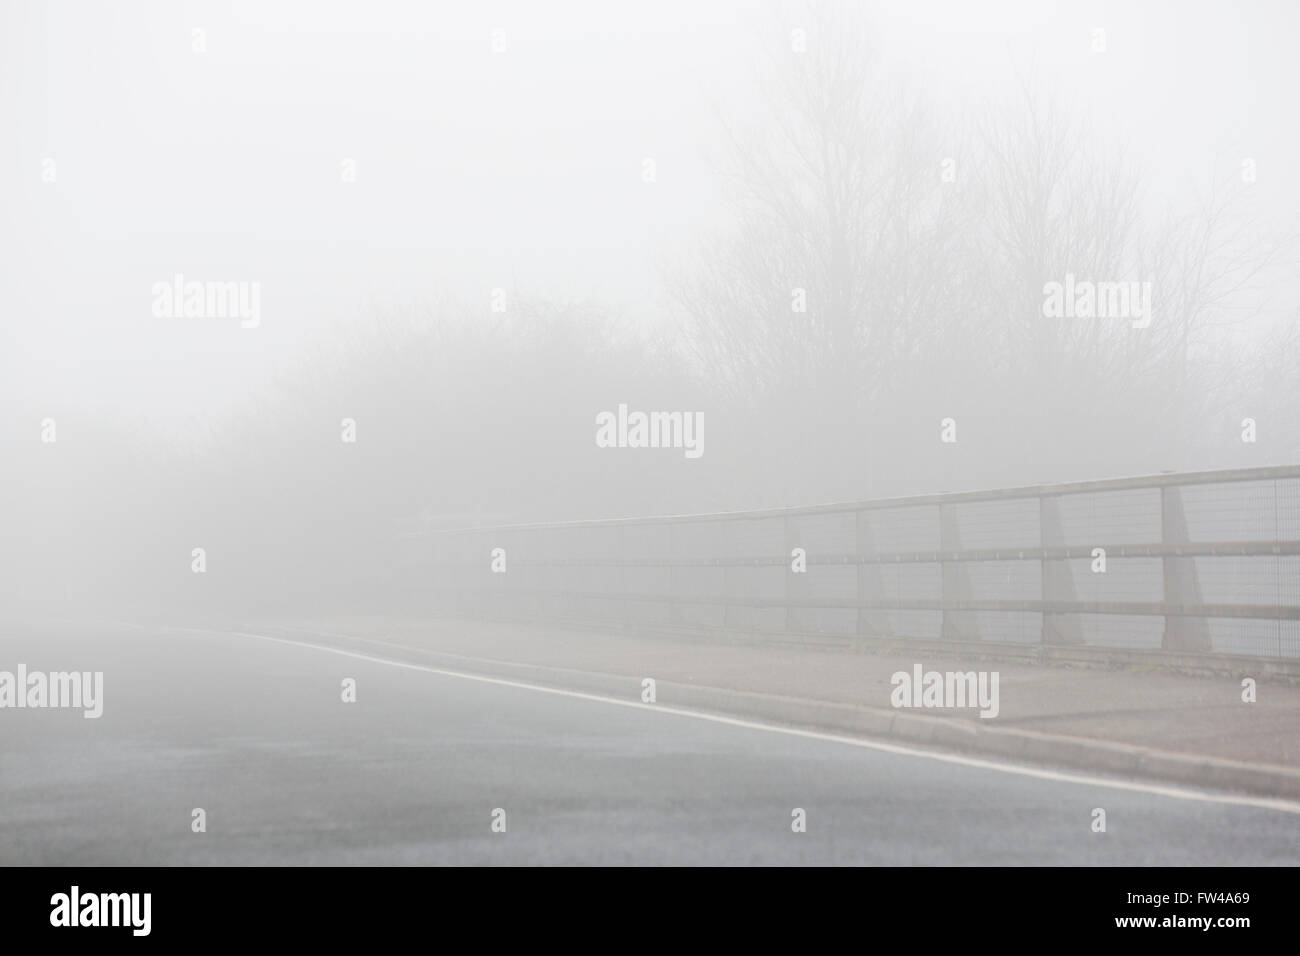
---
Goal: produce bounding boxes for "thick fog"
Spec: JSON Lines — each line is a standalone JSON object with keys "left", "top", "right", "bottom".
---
{"left": 2, "top": 0, "right": 1298, "bottom": 620}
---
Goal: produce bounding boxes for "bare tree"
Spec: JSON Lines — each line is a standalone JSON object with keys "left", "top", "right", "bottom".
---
{"left": 670, "top": 5, "right": 967, "bottom": 410}
{"left": 669, "top": 3, "right": 1295, "bottom": 500}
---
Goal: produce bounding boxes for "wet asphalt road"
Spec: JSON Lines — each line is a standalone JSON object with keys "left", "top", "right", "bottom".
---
{"left": 2, "top": 623, "right": 1298, "bottom": 865}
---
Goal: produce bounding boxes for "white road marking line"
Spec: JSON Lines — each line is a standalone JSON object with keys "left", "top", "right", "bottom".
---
{"left": 176, "top": 625, "right": 1300, "bottom": 816}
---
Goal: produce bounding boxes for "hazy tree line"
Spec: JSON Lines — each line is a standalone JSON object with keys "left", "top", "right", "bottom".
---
{"left": 3, "top": 5, "right": 1295, "bottom": 620}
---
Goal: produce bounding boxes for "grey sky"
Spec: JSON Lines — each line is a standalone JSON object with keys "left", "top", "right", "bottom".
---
{"left": 3, "top": 0, "right": 1296, "bottom": 427}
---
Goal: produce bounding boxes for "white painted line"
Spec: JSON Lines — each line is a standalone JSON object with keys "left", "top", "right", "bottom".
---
{"left": 187, "top": 625, "right": 1300, "bottom": 817}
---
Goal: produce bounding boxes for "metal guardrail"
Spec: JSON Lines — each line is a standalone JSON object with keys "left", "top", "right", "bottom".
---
{"left": 400, "top": 465, "right": 1300, "bottom": 659}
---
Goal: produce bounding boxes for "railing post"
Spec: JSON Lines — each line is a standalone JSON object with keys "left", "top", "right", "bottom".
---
{"left": 856, "top": 509, "right": 886, "bottom": 640}
{"left": 1040, "top": 494, "right": 1083, "bottom": 645}
{"left": 617, "top": 524, "right": 629, "bottom": 630}
{"left": 552, "top": 527, "right": 567, "bottom": 621}
{"left": 784, "top": 512, "right": 808, "bottom": 634}
{"left": 431, "top": 535, "right": 447, "bottom": 616}
{"left": 940, "top": 502, "right": 980, "bottom": 641}
{"left": 667, "top": 521, "right": 677, "bottom": 627}
{"left": 781, "top": 513, "right": 791, "bottom": 633}
{"left": 1161, "top": 484, "right": 1211, "bottom": 652}
{"left": 721, "top": 519, "right": 735, "bottom": 632}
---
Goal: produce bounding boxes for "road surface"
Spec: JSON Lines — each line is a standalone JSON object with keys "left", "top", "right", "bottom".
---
{"left": 2, "top": 623, "right": 1298, "bottom": 865}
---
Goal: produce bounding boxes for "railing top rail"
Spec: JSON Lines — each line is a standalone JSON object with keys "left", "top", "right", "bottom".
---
{"left": 402, "top": 463, "right": 1300, "bottom": 538}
